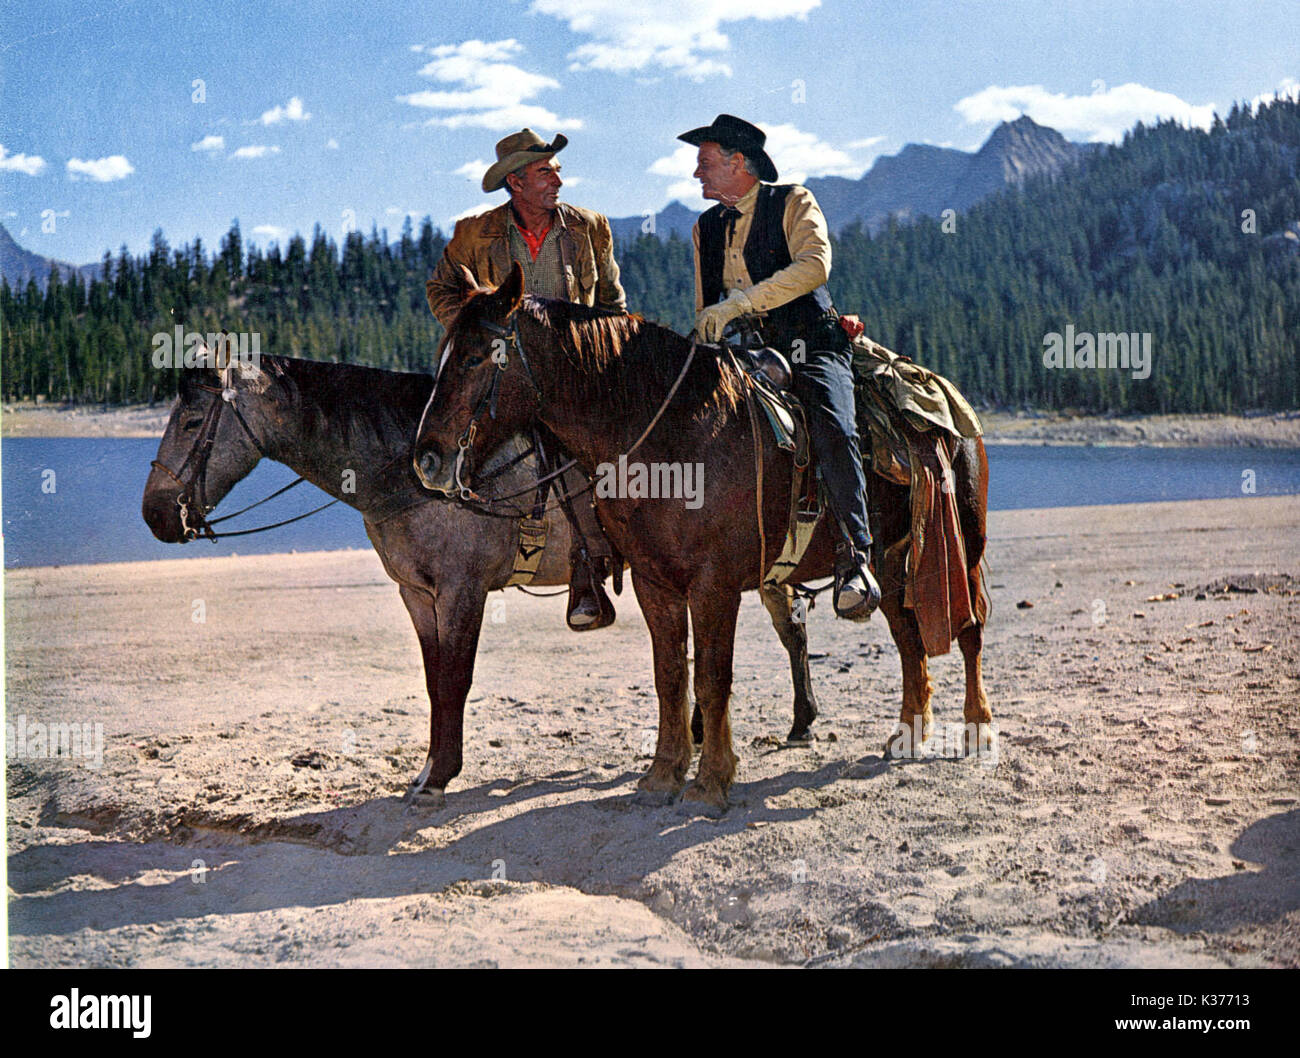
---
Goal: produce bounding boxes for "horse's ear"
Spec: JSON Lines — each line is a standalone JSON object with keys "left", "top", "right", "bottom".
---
{"left": 497, "top": 260, "right": 525, "bottom": 314}
{"left": 457, "top": 264, "right": 479, "bottom": 293}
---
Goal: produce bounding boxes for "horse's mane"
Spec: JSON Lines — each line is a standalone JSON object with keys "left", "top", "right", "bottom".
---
{"left": 512, "top": 296, "right": 745, "bottom": 423}
{"left": 264, "top": 355, "right": 432, "bottom": 448}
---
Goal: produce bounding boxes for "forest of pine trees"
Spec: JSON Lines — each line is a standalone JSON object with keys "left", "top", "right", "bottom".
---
{"left": 3, "top": 98, "right": 1298, "bottom": 413}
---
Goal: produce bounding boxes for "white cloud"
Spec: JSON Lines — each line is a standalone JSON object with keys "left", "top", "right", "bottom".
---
{"left": 67, "top": 155, "right": 134, "bottom": 182}
{"left": 454, "top": 158, "right": 490, "bottom": 182}
{"left": 191, "top": 134, "right": 225, "bottom": 152}
{"left": 326, "top": 137, "right": 340, "bottom": 149}
{"left": 649, "top": 123, "right": 875, "bottom": 207}
{"left": 252, "top": 224, "right": 287, "bottom": 241}
{"left": 231, "top": 145, "right": 281, "bottom": 160}
{"left": 531, "top": 0, "right": 820, "bottom": 80}
{"left": 399, "top": 39, "right": 582, "bottom": 130}
{"left": 0, "top": 144, "right": 47, "bottom": 176}
{"left": 1250, "top": 77, "right": 1300, "bottom": 111}
{"left": 449, "top": 203, "right": 494, "bottom": 226}
{"left": 260, "top": 96, "right": 311, "bottom": 125}
{"left": 954, "top": 82, "right": 1217, "bottom": 143}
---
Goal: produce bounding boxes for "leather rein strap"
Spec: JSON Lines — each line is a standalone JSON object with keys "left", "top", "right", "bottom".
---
{"left": 152, "top": 377, "right": 338, "bottom": 541}
{"left": 458, "top": 314, "right": 700, "bottom": 515}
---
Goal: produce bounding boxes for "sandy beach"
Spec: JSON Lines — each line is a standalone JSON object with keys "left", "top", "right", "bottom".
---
{"left": 5, "top": 494, "right": 1298, "bottom": 967}
{"left": 5, "top": 399, "right": 1300, "bottom": 448}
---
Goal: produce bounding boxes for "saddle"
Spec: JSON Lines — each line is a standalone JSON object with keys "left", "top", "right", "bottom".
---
{"left": 732, "top": 329, "right": 987, "bottom": 658}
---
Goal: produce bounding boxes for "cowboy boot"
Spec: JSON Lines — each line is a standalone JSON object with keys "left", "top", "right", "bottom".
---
{"left": 834, "top": 538, "right": 880, "bottom": 621}
{"left": 567, "top": 549, "right": 616, "bottom": 631}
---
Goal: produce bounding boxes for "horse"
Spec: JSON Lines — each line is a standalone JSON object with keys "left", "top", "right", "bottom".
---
{"left": 140, "top": 352, "right": 821, "bottom": 807}
{"left": 413, "top": 263, "right": 992, "bottom": 812}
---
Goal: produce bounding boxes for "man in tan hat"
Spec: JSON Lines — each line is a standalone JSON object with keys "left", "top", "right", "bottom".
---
{"left": 426, "top": 129, "right": 625, "bottom": 630}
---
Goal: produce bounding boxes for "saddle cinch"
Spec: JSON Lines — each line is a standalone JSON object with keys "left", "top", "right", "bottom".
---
{"left": 732, "top": 325, "right": 988, "bottom": 658}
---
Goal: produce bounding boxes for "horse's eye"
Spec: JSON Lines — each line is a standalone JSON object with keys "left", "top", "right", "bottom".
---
{"left": 183, "top": 417, "right": 204, "bottom": 430}
{"left": 462, "top": 353, "right": 486, "bottom": 369}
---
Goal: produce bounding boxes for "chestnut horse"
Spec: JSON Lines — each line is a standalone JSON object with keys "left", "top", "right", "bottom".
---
{"left": 414, "top": 264, "right": 992, "bottom": 811}
{"left": 141, "top": 353, "right": 820, "bottom": 807}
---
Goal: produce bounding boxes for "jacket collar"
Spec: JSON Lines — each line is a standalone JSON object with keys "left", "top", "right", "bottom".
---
{"left": 484, "top": 200, "right": 579, "bottom": 235}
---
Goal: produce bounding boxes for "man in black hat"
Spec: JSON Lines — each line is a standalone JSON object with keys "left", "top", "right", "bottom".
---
{"left": 427, "top": 129, "right": 625, "bottom": 631}
{"left": 679, "top": 114, "right": 880, "bottom": 620}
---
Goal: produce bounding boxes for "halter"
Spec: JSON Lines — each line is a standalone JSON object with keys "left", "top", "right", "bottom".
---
{"left": 447, "top": 311, "right": 700, "bottom": 513}
{"left": 151, "top": 367, "right": 338, "bottom": 541}
{"left": 448, "top": 313, "right": 579, "bottom": 506}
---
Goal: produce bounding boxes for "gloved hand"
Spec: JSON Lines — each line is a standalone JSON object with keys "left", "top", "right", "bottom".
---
{"left": 694, "top": 288, "right": 755, "bottom": 343}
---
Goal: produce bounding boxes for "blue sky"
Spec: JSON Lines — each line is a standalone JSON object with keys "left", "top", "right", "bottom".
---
{"left": 1, "top": 0, "right": 1295, "bottom": 265}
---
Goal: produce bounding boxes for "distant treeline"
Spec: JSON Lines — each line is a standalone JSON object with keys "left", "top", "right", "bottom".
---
{"left": 3, "top": 98, "right": 1298, "bottom": 412}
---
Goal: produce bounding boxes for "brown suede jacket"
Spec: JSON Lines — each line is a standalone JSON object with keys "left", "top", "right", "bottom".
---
{"left": 425, "top": 201, "right": 626, "bottom": 328}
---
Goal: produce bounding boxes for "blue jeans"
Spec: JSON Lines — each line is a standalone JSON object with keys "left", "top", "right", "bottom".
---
{"left": 790, "top": 343, "right": 873, "bottom": 555}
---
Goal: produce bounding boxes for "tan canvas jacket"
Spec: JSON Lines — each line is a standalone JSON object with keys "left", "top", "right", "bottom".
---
{"left": 426, "top": 201, "right": 626, "bottom": 328}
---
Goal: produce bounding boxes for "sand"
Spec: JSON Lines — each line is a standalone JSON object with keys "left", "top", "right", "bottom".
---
{"left": 5, "top": 495, "right": 1300, "bottom": 968}
{"left": 5, "top": 399, "right": 1300, "bottom": 448}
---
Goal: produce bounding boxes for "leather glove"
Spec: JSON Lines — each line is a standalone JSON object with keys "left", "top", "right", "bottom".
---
{"left": 694, "top": 288, "right": 755, "bottom": 343}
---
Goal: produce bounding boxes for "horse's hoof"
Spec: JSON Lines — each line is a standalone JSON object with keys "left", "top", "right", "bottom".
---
{"left": 786, "top": 725, "right": 813, "bottom": 745}
{"left": 964, "top": 723, "right": 997, "bottom": 762}
{"left": 884, "top": 725, "right": 933, "bottom": 760}
{"left": 638, "top": 760, "right": 687, "bottom": 798}
{"left": 680, "top": 781, "right": 728, "bottom": 815}
{"left": 403, "top": 784, "right": 447, "bottom": 810}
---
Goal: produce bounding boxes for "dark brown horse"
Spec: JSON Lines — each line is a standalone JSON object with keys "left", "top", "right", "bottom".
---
{"left": 141, "top": 352, "right": 820, "bottom": 807}
{"left": 414, "top": 264, "right": 992, "bottom": 811}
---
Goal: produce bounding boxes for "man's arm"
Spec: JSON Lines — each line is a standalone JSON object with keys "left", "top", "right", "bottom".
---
{"left": 592, "top": 213, "right": 626, "bottom": 312}
{"left": 691, "top": 223, "right": 705, "bottom": 315}
{"left": 426, "top": 224, "right": 475, "bottom": 329}
{"left": 741, "top": 185, "right": 832, "bottom": 313}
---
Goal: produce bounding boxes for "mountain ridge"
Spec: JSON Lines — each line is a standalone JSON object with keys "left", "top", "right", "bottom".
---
{"left": 614, "top": 115, "right": 1087, "bottom": 240}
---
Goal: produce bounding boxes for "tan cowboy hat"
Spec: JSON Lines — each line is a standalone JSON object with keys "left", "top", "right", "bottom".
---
{"left": 481, "top": 129, "right": 568, "bottom": 193}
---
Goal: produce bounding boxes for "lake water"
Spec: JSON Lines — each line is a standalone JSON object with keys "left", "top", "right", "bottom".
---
{"left": 2, "top": 437, "right": 1298, "bottom": 568}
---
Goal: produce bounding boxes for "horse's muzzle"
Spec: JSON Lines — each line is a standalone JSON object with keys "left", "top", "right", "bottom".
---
{"left": 414, "top": 447, "right": 458, "bottom": 495}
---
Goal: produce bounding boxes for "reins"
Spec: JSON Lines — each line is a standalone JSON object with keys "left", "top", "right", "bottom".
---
{"left": 152, "top": 370, "right": 340, "bottom": 542}
{"left": 452, "top": 311, "right": 700, "bottom": 517}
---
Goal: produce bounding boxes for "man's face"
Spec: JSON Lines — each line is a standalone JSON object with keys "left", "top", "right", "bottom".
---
{"left": 507, "top": 158, "right": 563, "bottom": 214}
{"left": 693, "top": 143, "right": 747, "bottom": 202}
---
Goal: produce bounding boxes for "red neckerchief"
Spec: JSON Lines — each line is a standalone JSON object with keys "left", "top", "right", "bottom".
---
{"left": 512, "top": 208, "right": 553, "bottom": 260}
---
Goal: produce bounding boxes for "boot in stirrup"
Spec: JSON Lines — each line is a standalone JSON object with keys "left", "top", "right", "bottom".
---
{"left": 834, "top": 541, "right": 880, "bottom": 621}
{"left": 566, "top": 551, "right": 616, "bottom": 631}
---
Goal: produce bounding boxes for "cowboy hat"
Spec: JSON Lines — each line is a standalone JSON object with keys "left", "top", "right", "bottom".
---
{"left": 678, "top": 114, "right": 777, "bottom": 183}
{"left": 481, "top": 129, "right": 568, "bottom": 193}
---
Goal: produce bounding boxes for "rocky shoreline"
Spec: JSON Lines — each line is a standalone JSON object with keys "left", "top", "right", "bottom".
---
{"left": 4, "top": 400, "right": 1300, "bottom": 447}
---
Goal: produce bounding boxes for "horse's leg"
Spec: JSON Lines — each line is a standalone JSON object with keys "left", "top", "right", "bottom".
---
{"left": 401, "top": 582, "right": 487, "bottom": 806}
{"left": 683, "top": 584, "right": 742, "bottom": 811}
{"left": 631, "top": 574, "right": 692, "bottom": 801}
{"left": 881, "top": 594, "right": 934, "bottom": 759}
{"left": 759, "top": 582, "right": 818, "bottom": 742}
{"left": 958, "top": 620, "right": 995, "bottom": 757}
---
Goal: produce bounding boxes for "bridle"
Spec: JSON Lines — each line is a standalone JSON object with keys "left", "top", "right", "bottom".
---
{"left": 151, "top": 370, "right": 338, "bottom": 541}
{"left": 444, "top": 311, "right": 700, "bottom": 512}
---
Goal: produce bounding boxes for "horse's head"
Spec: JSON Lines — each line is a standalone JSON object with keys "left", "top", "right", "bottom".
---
{"left": 413, "top": 262, "right": 542, "bottom": 496}
{"left": 142, "top": 348, "right": 276, "bottom": 542}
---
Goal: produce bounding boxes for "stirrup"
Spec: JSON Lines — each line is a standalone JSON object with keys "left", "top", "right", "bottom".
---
{"left": 567, "top": 571, "right": 616, "bottom": 632}
{"left": 834, "top": 551, "right": 880, "bottom": 621}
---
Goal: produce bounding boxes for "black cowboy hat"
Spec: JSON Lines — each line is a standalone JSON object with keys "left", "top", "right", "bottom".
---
{"left": 678, "top": 114, "right": 777, "bottom": 183}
